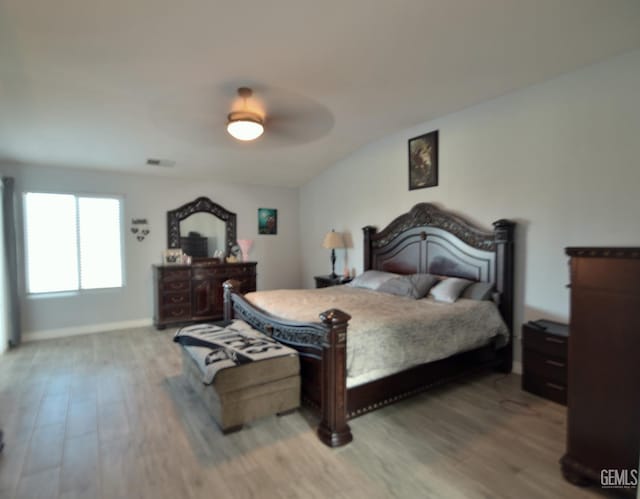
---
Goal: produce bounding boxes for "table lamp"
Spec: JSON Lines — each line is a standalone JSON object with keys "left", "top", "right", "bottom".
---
{"left": 322, "top": 230, "right": 345, "bottom": 279}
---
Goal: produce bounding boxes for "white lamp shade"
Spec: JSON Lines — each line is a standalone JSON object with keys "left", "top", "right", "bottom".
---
{"left": 227, "top": 110, "right": 264, "bottom": 141}
{"left": 322, "top": 231, "right": 345, "bottom": 249}
{"left": 227, "top": 119, "right": 264, "bottom": 141}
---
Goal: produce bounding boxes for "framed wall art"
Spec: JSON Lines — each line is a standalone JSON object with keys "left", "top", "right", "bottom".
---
{"left": 408, "top": 130, "right": 438, "bottom": 190}
{"left": 258, "top": 208, "right": 277, "bottom": 235}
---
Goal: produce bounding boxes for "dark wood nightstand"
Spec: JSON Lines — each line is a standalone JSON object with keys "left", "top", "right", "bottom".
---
{"left": 314, "top": 275, "right": 352, "bottom": 288}
{"left": 522, "top": 320, "right": 569, "bottom": 405}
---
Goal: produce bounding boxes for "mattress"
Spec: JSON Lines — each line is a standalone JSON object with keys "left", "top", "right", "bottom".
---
{"left": 245, "top": 285, "right": 509, "bottom": 387}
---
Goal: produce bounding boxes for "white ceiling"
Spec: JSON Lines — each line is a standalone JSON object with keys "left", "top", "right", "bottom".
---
{"left": 1, "top": 0, "right": 640, "bottom": 187}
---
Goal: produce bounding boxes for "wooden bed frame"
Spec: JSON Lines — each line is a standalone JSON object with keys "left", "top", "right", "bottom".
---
{"left": 223, "top": 203, "right": 515, "bottom": 447}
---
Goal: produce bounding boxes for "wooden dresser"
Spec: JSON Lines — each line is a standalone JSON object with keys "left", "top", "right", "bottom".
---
{"left": 153, "top": 261, "right": 256, "bottom": 329}
{"left": 522, "top": 320, "right": 568, "bottom": 405}
{"left": 561, "top": 247, "right": 640, "bottom": 496}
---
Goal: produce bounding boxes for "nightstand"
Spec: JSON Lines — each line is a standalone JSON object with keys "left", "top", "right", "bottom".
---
{"left": 314, "top": 275, "right": 352, "bottom": 289}
{"left": 522, "top": 320, "right": 569, "bottom": 405}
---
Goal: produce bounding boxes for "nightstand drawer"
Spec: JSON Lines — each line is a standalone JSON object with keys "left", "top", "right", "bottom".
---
{"left": 315, "top": 279, "right": 333, "bottom": 289}
{"left": 522, "top": 375, "right": 567, "bottom": 405}
{"left": 523, "top": 349, "right": 567, "bottom": 384}
{"left": 522, "top": 374, "right": 567, "bottom": 405}
{"left": 522, "top": 327, "right": 568, "bottom": 358}
{"left": 314, "top": 275, "right": 352, "bottom": 288}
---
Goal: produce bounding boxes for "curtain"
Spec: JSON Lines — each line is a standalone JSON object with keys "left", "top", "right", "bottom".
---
{"left": 1, "top": 177, "right": 21, "bottom": 351}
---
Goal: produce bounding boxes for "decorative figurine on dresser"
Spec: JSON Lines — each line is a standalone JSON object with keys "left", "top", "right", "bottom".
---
{"left": 153, "top": 197, "right": 257, "bottom": 329}
{"left": 561, "top": 247, "right": 640, "bottom": 497}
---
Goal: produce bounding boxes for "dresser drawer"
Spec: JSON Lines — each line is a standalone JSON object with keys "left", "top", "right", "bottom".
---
{"left": 522, "top": 374, "right": 567, "bottom": 405}
{"left": 158, "top": 269, "right": 190, "bottom": 281}
{"left": 153, "top": 262, "right": 257, "bottom": 329}
{"left": 573, "top": 256, "right": 640, "bottom": 295}
{"left": 159, "top": 303, "right": 191, "bottom": 321}
{"left": 192, "top": 267, "right": 225, "bottom": 279}
{"left": 193, "top": 265, "right": 256, "bottom": 279}
{"left": 523, "top": 348, "right": 567, "bottom": 384}
{"left": 236, "top": 276, "right": 257, "bottom": 293}
{"left": 225, "top": 265, "right": 256, "bottom": 277}
{"left": 161, "top": 291, "right": 190, "bottom": 306}
{"left": 159, "top": 279, "right": 190, "bottom": 292}
{"left": 522, "top": 328, "right": 568, "bottom": 358}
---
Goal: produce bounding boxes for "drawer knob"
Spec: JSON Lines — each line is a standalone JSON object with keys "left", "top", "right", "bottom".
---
{"left": 544, "top": 359, "right": 566, "bottom": 368}
{"left": 171, "top": 296, "right": 184, "bottom": 303}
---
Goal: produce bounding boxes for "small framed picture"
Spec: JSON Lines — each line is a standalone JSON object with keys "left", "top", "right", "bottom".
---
{"left": 408, "top": 130, "right": 438, "bottom": 190}
{"left": 163, "top": 248, "right": 184, "bottom": 264}
{"left": 258, "top": 208, "right": 277, "bottom": 235}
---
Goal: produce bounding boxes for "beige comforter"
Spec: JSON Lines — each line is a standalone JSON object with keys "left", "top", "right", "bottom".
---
{"left": 245, "top": 285, "right": 508, "bottom": 388}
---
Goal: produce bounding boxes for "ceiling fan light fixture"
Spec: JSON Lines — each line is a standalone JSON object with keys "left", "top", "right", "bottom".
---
{"left": 227, "top": 110, "right": 264, "bottom": 141}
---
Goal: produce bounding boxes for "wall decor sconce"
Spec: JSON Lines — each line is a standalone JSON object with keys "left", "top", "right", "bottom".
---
{"left": 131, "top": 218, "right": 150, "bottom": 242}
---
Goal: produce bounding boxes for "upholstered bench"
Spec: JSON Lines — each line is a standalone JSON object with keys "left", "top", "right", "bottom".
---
{"left": 175, "top": 321, "right": 300, "bottom": 433}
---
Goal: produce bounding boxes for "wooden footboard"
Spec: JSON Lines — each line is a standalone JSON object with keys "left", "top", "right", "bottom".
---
{"left": 223, "top": 280, "right": 353, "bottom": 447}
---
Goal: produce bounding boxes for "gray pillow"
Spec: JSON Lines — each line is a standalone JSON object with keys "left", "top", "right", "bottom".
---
{"left": 377, "top": 274, "right": 439, "bottom": 299}
{"left": 347, "top": 270, "right": 398, "bottom": 290}
{"left": 461, "top": 281, "right": 494, "bottom": 301}
{"left": 429, "top": 277, "right": 473, "bottom": 303}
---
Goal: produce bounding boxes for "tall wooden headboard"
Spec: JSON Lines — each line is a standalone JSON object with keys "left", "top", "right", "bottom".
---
{"left": 363, "top": 203, "right": 515, "bottom": 339}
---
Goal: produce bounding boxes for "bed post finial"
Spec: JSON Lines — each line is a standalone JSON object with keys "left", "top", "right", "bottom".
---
{"left": 317, "top": 308, "right": 353, "bottom": 448}
{"left": 362, "top": 226, "right": 377, "bottom": 271}
{"left": 493, "top": 219, "right": 515, "bottom": 243}
{"left": 493, "top": 219, "right": 515, "bottom": 373}
{"left": 223, "top": 279, "right": 240, "bottom": 321}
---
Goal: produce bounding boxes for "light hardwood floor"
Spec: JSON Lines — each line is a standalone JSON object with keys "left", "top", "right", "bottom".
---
{"left": 0, "top": 327, "right": 613, "bottom": 499}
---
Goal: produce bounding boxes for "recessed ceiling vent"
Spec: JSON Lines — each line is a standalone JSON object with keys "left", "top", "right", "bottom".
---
{"left": 146, "top": 158, "right": 175, "bottom": 167}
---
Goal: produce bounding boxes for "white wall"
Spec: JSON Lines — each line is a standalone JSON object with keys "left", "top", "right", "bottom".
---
{"left": 0, "top": 164, "right": 301, "bottom": 339}
{"left": 5, "top": 49, "right": 640, "bottom": 347}
{"left": 300, "top": 49, "right": 640, "bottom": 362}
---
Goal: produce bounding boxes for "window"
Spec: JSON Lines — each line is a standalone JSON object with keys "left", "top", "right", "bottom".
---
{"left": 24, "top": 193, "right": 123, "bottom": 294}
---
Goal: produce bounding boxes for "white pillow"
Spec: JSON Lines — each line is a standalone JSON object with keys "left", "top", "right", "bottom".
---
{"left": 429, "top": 277, "right": 473, "bottom": 303}
{"left": 377, "top": 274, "right": 439, "bottom": 299}
{"left": 347, "top": 270, "right": 398, "bottom": 290}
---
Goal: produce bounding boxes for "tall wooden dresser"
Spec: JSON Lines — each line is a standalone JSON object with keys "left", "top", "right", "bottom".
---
{"left": 153, "top": 261, "right": 256, "bottom": 329}
{"left": 561, "top": 248, "right": 640, "bottom": 496}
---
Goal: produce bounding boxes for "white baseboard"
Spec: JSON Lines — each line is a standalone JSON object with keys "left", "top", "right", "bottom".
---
{"left": 23, "top": 318, "right": 153, "bottom": 342}
{"left": 512, "top": 360, "right": 522, "bottom": 375}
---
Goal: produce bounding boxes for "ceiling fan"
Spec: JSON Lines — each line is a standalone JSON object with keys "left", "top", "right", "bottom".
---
{"left": 226, "top": 87, "right": 264, "bottom": 141}
{"left": 222, "top": 84, "right": 334, "bottom": 146}
{"left": 150, "top": 83, "right": 335, "bottom": 148}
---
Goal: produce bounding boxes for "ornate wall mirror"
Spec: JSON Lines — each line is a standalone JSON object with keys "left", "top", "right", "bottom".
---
{"left": 167, "top": 197, "right": 237, "bottom": 258}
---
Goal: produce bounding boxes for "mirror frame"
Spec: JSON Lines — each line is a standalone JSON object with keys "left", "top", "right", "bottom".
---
{"left": 167, "top": 197, "right": 237, "bottom": 257}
